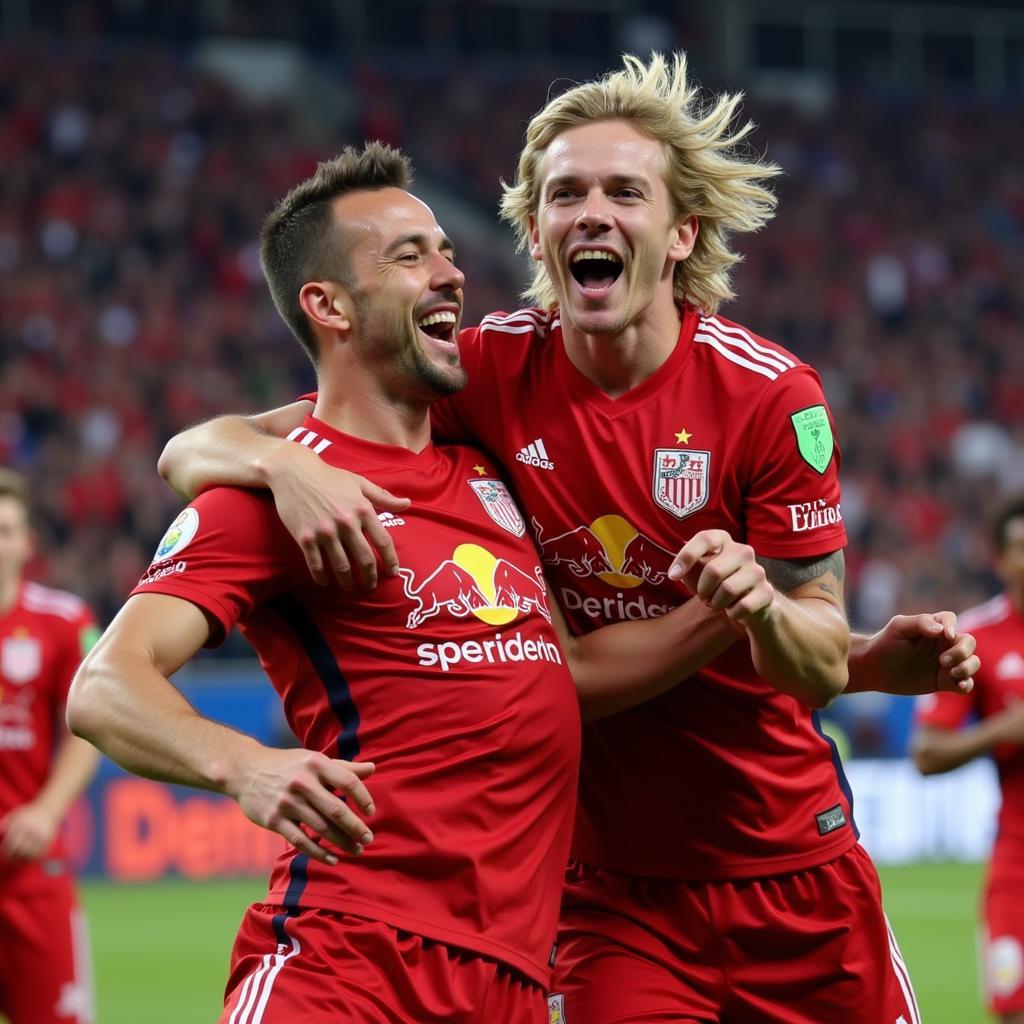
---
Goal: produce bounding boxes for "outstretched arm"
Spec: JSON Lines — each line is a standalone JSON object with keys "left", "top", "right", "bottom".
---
{"left": 911, "top": 704, "right": 1024, "bottom": 775}
{"left": 846, "top": 612, "right": 978, "bottom": 697}
{"left": 67, "top": 593, "right": 377, "bottom": 864}
{"left": 158, "top": 402, "right": 409, "bottom": 589}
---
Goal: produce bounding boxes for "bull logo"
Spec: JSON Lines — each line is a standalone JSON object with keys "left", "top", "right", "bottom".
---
{"left": 530, "top": 519, "right": 614, "bottom": 579}
{"left": 397, "top": 544, "right": 550, "bottom": 629}
{"left": 533, "top": 514, "right": 676, "bottom": 589}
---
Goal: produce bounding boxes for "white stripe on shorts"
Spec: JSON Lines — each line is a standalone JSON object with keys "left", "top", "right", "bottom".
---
{"left": 229, "top": 931, "right": 302, "bottom": 1024}
{"left": 885, "top": 913, "right": 922, "bottom": 1024}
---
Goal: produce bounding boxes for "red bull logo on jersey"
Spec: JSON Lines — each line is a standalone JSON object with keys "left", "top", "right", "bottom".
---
{"left": 397, "top": 543, "right": 551, "bottom": 630}
{"left": 532, "top": 515, "right": 676, "bottom": 589}
{"left": 533, "top": 514, "right": 681, "bottom": 623}
{"left": 652, "top": 448, "right": 711, "bottom": 520}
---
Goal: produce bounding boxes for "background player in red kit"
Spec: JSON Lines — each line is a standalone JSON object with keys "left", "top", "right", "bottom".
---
{"left": 157, "top": 55, "right": 979, "bottom": 1023}
{"left": 912, "top": 496, "right": 1024, "bottom": 1023}
{"left": 67, "top": 144, "right": 757, "bottom": 1023}
{"left": 0, "top": 468, "right": 100, "bottom": 1024}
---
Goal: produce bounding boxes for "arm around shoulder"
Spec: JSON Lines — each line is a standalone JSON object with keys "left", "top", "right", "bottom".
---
{"left": 157, "top": 401, "right": 314, "bottom": 500}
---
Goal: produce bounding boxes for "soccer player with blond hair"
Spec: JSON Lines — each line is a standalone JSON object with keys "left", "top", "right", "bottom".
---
{"left": 160, "top": 54, "right": 977, "bottom": 1022}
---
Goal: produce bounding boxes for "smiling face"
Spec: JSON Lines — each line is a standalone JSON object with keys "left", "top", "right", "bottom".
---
{"left": 332, "top": 187, "right": 467, "bottom": 400}
{"left": 530, "top": 119, "right": 696, "bottom": 336}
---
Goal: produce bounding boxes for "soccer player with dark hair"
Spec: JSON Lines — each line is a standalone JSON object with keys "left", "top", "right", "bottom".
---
{"left": 157, "top": 57, "right": 979, "bottom": 1022}
{"left": 912, "top": 495, "right": 1024, "bottom": 1024}
{"left": 68, "top": 143, "right": 760, "bottom": 1022}
{"left": 0, "top": 467, "right": 100, "bottom": 1024}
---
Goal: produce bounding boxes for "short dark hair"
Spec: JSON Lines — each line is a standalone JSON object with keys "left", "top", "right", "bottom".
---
{"left": 260, "top": 142, "right": 414, "bottom": 362}
{"left": 0, "top": 467, "right": 30, "bottom": 516}
{"left": 993, "top": 496, "right": 1024, "bottom": 552}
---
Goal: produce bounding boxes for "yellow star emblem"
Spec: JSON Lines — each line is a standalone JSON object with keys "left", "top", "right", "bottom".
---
{"left": 674, "top": 428, "right": 692, "bottom": 444}
{"left": 473, "top": 464, "right": 488, "bottom": 476}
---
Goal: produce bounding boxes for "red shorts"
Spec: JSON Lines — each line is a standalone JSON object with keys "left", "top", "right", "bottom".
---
{"left": 220, "top": 903, "right": 546, "bottom": 1023}
{"left": 0, "top": 861, "right": 93, "bottom": 1024}
{"left": 983, "top": 875, "right": 1024, "bottom": 1016}
{"left": 550, "top": 844, "right": 920, "bottom": 1024}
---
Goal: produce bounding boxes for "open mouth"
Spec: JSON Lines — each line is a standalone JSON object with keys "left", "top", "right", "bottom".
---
{"left": 417, "top": 309, "right": 458, "bottom": 346}
{"left": 569, "top": 249, "right": 624, "bottom": 292}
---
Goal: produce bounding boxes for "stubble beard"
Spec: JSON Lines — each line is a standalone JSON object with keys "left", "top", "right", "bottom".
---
{"left": 356, "top": 295, "right": 467, "bottom": 401}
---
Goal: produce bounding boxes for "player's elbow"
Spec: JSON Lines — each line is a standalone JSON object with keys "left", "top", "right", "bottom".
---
{"left": 803, "top": 671, "right": 847, "bottom": 710}
{"left": 157, "top": 434, "right": 194, "bottom": 499}
{"left": 66, "top": 654, "right": 112, "bottom": 747}
{"left": 794, "top": 646, "right": 849, "bottom": 709}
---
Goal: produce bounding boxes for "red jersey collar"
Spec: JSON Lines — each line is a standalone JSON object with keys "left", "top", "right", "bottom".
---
{"left": 553, "top": 304, "right": 701, "bottom": 418}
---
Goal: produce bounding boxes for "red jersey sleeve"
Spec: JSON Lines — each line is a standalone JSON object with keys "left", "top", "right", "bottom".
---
{"left": 132, "top": 488, "right": 298, "bottom": 646}
{"left": 914, "top": 689, "right": 977, "bottom": 731}
{"left": 428, "top": 326, "right": 486, "bottom": 443}
{"left": 742, "top": 366, "right": 847, "bottom": 559}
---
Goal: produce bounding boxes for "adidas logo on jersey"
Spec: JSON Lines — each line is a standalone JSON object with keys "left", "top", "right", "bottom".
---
{"left": 516, "top": 438, "right": 555, "bottom": 471}
{"left": 377, "top": 512, "right": 406, "bottom": 528}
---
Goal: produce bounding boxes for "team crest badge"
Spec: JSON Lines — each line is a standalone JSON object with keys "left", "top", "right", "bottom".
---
{"left": 2, "top": 635, "right": 41, "bottom": 684}
{"left": 652, "top": 449, "right": 711, "bottom": 520}
{"left": 790, "top": 404, "right": 834, "bottom": 474}
{"left": 468, "top": 479, "right": 526, "bottom": 538}
{"left": 547, "top": 993, "right": 566, "bottom": 1023}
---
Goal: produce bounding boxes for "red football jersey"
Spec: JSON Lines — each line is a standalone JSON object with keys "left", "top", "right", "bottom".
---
{"left": 133, "top": 417, "right": 581, "bottom": 984}
{"left": 916, "top": 594, "right": 1024, "bottom": 883}
{"left": 0, "top": 582, "right": 97, "bottom": 871}
{"left": 430, "top": 305, "right": 852, "bottom": 880}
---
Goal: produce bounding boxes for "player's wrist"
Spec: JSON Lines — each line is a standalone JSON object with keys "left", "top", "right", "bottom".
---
{"left": 29, "top": 795, "right": 64, "bottom": 824}
{"left": 256, "top": 436, "right": 309, "bottom": 491}
{"left": 209, "top": 735, "right": 266, "bottom": 800}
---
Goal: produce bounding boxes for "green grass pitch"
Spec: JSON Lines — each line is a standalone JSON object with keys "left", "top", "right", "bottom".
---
{"left": 68, "top": 862, "right": 986, "bottom": 1022}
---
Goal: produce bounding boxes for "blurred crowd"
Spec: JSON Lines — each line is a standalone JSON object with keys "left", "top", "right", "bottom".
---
{"left": 3, "top": 44, "right": 1022, "bottom": 715}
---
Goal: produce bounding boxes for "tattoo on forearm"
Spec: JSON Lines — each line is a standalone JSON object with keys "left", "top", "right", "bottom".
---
{"left": 756, "top": 551, "right": 846, "bottom": 594}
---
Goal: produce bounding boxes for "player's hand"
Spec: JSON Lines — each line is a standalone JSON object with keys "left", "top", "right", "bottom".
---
{"left": 228, "top": 747, "right": 377, "bottom": 864}
{"left": 667, "top": 530, "right": 775, "bottom": 628}
{"left": 263, "top": 444, "right": 410, "bottom": 589}
{"left": 0, "top": 801, "right": 60, "bottom": 862}
{"left": 863, "top": 612, "right": 979, "bottom": 696}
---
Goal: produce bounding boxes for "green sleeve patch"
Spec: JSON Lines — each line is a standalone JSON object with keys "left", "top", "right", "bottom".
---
{"left": 80, "top": 624, "right": 101, "bottom": 656}
{"left": 790, "top": 405, "right": 834, "bottom": 474}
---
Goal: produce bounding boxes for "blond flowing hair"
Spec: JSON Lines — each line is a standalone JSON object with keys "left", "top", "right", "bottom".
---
{"left": 500, "top": 52, "right": 781, "bottom": 314}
